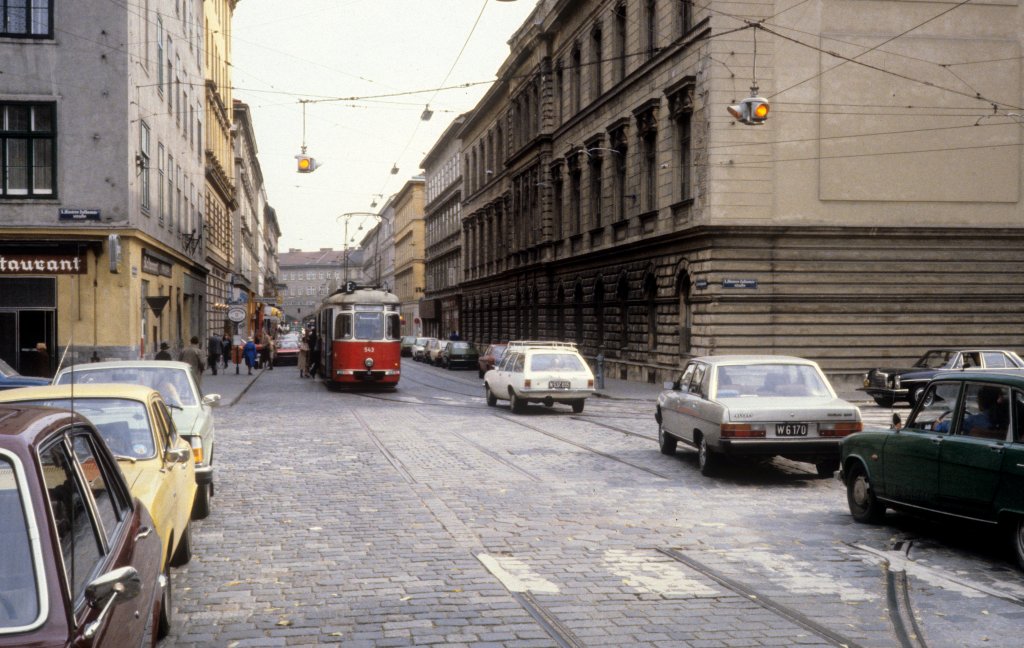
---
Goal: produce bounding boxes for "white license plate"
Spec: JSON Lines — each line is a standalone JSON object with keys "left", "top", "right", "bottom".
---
{"left": 776, "top": 423, "right": 808, "bottom": 437}
{"left": 548, "top": 380, "right": 571, "bottom": 389}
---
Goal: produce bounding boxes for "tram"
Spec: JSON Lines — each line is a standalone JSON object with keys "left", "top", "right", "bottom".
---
{"left": 314, "top": 283, "right": 402, "bottom": 387}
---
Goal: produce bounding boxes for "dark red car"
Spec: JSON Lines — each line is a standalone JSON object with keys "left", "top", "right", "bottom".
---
{"left": 273, "top": 335, "right": 301, "bottom": 366}
{"left": 0, "top": 405, "right": 165, "bottom": 647}
{"left": 478, "top": 343, "right": 508, "bottom": 378}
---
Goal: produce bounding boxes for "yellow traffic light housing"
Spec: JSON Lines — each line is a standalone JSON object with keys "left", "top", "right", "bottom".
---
{"left": 727, "top": 96, "right": 770, "bottom": 125}
{"left": 295, "top": 154, "right": 319, "bottom": 173}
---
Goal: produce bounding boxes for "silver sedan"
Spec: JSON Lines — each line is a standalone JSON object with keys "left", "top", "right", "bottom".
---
{"left": 655, "top": 355, "right": 862, "bottom": 477}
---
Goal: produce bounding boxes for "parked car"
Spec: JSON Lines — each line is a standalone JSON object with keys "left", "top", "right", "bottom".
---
{"left": 0, "top": 404, "right": 167, "bottom": 645}
{"left": 0, "top": 384, "right": 198, "bottom": 582}
{"left": 841, "top": 370, "right": 1024, "bottom": 569}
{"left": 483, "top": 341, "right": 594, "bottom": 413}
{"left": 425, "top": 339, "right": 446, "bottom": 365}
{"left": 400, "top": 336, "right": 417, "bottom": 357}
{"left": 861, "top": 349, "right": 1024, "bottom": 408}
{"left": 52, "top": 360, "right": 219, "bottom": 519}
{"left": 411, "top": 337, "right": 434, "bottom": 362}
{"left": 442, "top": 342, "right": 480, "bottom": 370}
{"left": 478, "top": 343, "right": 508, "bottom": 378}
{"left": 274, "top": 335, "right": 300, "bottom": 366}
{"left": 0, "top": 358, "right": 49, "bottom": 391}
{"left": 656, "top": 355, "right": 862, "bottom": 477}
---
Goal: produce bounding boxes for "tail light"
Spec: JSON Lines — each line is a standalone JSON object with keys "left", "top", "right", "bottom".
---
{"left": 524, "top": 379, "right": 531, "bottom": 388}
{"left": 721, "top": 423, "right": 766, "bottom": 438}
{"left": 189, "top": 436, "right": 204, "bottom": 464}
{"left": 819, "top": 421, "right": 862, "bottom": 437}
{"left": 587, "top": 379, "right": 594, "bottom": 388}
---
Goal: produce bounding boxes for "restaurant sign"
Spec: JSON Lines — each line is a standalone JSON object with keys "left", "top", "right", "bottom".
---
{"left": 0, "top": 253, "right": 87, "bottom": 275}
{"left": 141, "top": 249, "right": 173, "bottom": 277}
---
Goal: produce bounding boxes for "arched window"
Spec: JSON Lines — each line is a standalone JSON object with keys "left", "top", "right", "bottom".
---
{"left": 644, "top": 271, "right": 657, "bottom": 352}
{"left": 676, "top": 269, "right": 692, "bottom": 355}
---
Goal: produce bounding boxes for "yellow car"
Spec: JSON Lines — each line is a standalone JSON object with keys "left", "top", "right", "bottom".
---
{"left": 0, "top": 384, "right": 198, "bottom": 579}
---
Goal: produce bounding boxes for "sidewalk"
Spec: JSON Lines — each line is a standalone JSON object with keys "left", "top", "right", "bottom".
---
{"left": 198, "top": 362, "right": 265, "bottom": 406}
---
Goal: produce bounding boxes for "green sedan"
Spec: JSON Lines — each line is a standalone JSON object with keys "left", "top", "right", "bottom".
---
{"left": 840, "top": 371, "right": 1024, "bottom": 569}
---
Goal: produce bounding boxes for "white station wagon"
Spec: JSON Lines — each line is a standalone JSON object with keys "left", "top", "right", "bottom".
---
{"left": 656, "top": 355, "right": 862, "bottom": 477}
{"left": 484, "top": 341, "right": 595, "bottom": 413}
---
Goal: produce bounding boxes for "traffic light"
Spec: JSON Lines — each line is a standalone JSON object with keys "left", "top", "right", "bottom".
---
{"left": 295, "top": 154, "right": 319, "bottom": 173}
{"left": 727, "top": 96, "right": 770, "bottom": 125}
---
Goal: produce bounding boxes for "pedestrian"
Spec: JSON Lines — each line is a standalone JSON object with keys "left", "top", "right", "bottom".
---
{"left": 155, "top": 341, "right": 172, "bottom": 360}
{"left": 221, "top": 334, "right": 231, "bottom": 369}
{"left": 179, "top": 336, "right": 206, "bottom": 384}
{"left": 260, "top": 331, "right": 273, "bottom": 370}
{"left": 242, "top": 337, "right": 258, "bottom": 375}
{"left": 207, "top": 333, "right": 223, "bottom": 376}
{"left": 298, "top": 335, "right": 309, "bottom": 378}
{"left": 307, "top": 330, "right": 321, "bottom": 379}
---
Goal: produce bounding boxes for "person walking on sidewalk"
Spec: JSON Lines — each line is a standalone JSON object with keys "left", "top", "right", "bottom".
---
{"left": 179, "top": 336, "right": 206, "bottom": 384}
{"left": 298, "top": 336, "right": 309, "bottom": 378}
{"left": 242, "top": 337, "right": 258, "bottom": 375}
{"left": 155, "top": 341, "right": 172, "bottom": 360}
{"left": 207, "top": 333, "right": 223, "bottom": 376}
{"left": 260, "top": 331, "right": 274, "bottom": 370}
{"left": 222, "top": 334, "right": 232, "bottom": 369}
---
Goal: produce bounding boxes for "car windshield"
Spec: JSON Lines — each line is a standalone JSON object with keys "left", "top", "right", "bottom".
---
{"left": 0, "top": 358, "right": 15, "bottom": 378}
{"left": 914, "top": 350, "right": 957, "bottom": 369}
{"left": 715, "top": 364, "right": 832, "bottom": 398}
{"left": 402, "top": 336, "right": 416, "bottom": 344}
{"left": 528, "top": 353, "right": 586, "bottom": 372}
{"left": 278, "top": 337, "right": 299, "bottom": 350}
{"left": 489, "top": 345, "right": 507, "bottom": 358}
{"left": 0, "top": 454, "right": 41, "bottom": 629}
{"left": 450, "top": 342, "right": 474, "bottom": 353}
{"left": 13, "top": 398, "right": 156, "bottom": 459}
{"left": 56, "top": 367, "right": 197, "bottom": 407}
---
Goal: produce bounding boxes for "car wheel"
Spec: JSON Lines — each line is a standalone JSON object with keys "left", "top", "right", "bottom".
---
{"left": 510, "top": 391, "right": 526, "bottom": 413}
{"left": 192, "top": 482, "right": 211, "bottom": 520}
{"left": 1013, "top": 518, "right": 1024, "bottom": 571}
{"left": 157, "top": 564, "right": 172, "bottom": 639}
{"left": 815, "top": 458, "right": 840, "bottom": 479}
{"left": 846, "top": 462, "right": 886, "bottom": 523}
{"left": 571, "top": 399, "right": 584, "bottom": 413}
{"left": 697, "top": 435, "right": 719, "bottom": 476}
{"left": 658, "top": 424, "right": 677, "bottom": 455}
{"left": 908, "top": 385, "right": 927, "bottom": 408}
{"left": 872, "top": 395, "right": 895, "bottom": 408}
{"left": 485, "top": 385, "right": 497, "bottom": 407}
{"left": 170, "top": 522, "right": 192, "bottom": 567}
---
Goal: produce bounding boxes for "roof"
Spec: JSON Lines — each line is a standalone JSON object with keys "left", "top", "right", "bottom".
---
{"left": 279, "top": 248, "right": 365, "bottom": 268}
{"left": 690, "top": 355, "right": 820, "bottom": 366}
{"left": 0, "top": 384, "right": 159, "bottom": 404}
{"left": 0, "top": 405, "right": 83, "bottom": 441}
{"left": 58, "top": 360, "right": 192, "bottom": 374}
{"left": 932, "top": 370, "right": 1024, "bottom": 384}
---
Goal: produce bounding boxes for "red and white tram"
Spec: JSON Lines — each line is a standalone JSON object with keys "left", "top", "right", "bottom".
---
{"left": 315, "top": 285, "right": 402, "bottom": 387}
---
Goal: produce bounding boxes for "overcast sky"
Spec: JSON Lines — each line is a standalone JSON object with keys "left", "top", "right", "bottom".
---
{"left": 231, "top": 0, "right": 538, "bottom": 253}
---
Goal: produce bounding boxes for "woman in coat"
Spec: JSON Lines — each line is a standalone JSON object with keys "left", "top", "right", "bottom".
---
{"left": 242, "top": 337, "right": 258, "bottom": 375}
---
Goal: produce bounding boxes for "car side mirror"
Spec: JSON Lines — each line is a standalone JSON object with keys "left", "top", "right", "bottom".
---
{"left": 202, "top": 393, "right": 221, "bottom": 407}
{"left": 165, "top": 447, "right": 190, "bottom": 464}
{"left": 84, "top": 566, "right": 141, "bottom": 638}
{"left": 891, "top": 413, "right": 902, "bottom": 430}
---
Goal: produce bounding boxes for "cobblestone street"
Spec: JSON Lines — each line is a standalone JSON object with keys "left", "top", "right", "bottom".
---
{"left": 162, "top": 364, "right": 1024, "bottom": 647}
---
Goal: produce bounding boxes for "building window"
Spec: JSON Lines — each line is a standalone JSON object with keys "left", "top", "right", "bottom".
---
{"left": 551, "top": 164, "right": 564, "bottom": 240}
{"left": 588, "top": 150, "right": 603, "bottom": 229}
{"left": 610, "top": 128, "right": 629, "bottom": 221}
{"left": 591, "top": 24, "right": 603, "bottom": 100}
{"left": 1, "top": 102, "right": 55, "bottom": 197}
{"left": 140, "top": 121, "right": 151, "bottom": 212}
{"left": 157, "top": 18, "right": 164, "bottom": 93}
{"left": 568, "top": 155, "right": 582, "bottom": 235}
{"left": 157, "top": 143, "right": 165, "bottom": 226}
{"left": 642, "top": 131, "right": 656, "bottom": 210}
{"left": 571, "top": 44, "right": 582, "bottom": 115}
{"left": 645, "top": 0, "right": 657, "bottom": 58}
{"left": 667, "top": 79, "right": 695, "bottom": 203}
{"left": 1, "top": 0, "right": 51, "bottom": 37}
{"left": 614, "top": 3, "right": 627, "bottom": 83}
{"left": 679, "top": 0, "right": 692, "bottom": 36}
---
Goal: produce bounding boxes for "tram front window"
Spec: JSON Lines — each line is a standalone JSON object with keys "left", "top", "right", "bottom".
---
{"left": 334, "top": 314, "right": 352, "bottom": 339}
{"left": 354, "top": 312, "right": 384, "bottom": 340}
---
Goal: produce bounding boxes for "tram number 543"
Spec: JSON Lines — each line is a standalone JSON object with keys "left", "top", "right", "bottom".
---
{"left": 363, "top": 346, "right": 375, "bottom": 353}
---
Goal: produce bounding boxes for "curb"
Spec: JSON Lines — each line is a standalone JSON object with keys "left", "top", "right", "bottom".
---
{"left": 227, "top": 368, "right": 265, "bottom": 407}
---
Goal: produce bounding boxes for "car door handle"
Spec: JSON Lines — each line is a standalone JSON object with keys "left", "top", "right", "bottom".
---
{"left": 931, "top": 437, "right": 943, "bottom": 444}
{"left": 989, "top": 446, "right": 1003, "bottom": 454}
{"left": 135, "top": 526, "right": 153, "bottom": 541}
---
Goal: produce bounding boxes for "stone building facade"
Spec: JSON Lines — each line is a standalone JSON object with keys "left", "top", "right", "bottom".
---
{"left": 421, "top": 116, "right": 466, "bottom": 339}
{"left": 279, "top": 248, "right": 365, "bottom": 325}
{"left": 458, "top": 0, "right": 1024, "bottom": 390}
{"left": 392, "top": 179, "right": 427, "bottom": 336}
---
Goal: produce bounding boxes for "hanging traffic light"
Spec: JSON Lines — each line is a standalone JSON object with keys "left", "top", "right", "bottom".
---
{"left": 727, "top": 95, "right": 770, "bottom": 125}
{"left": 295, "top": 154, "right": 319, "bottom": 173}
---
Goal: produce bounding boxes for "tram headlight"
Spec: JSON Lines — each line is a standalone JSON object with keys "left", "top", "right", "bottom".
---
{"left": 364, "top": 357, "right": 374, "bottom": 369}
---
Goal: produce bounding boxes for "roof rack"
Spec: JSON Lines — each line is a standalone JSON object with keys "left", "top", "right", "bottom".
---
{"left": 506, "top": 340, "right": 578, "bottom": 351}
